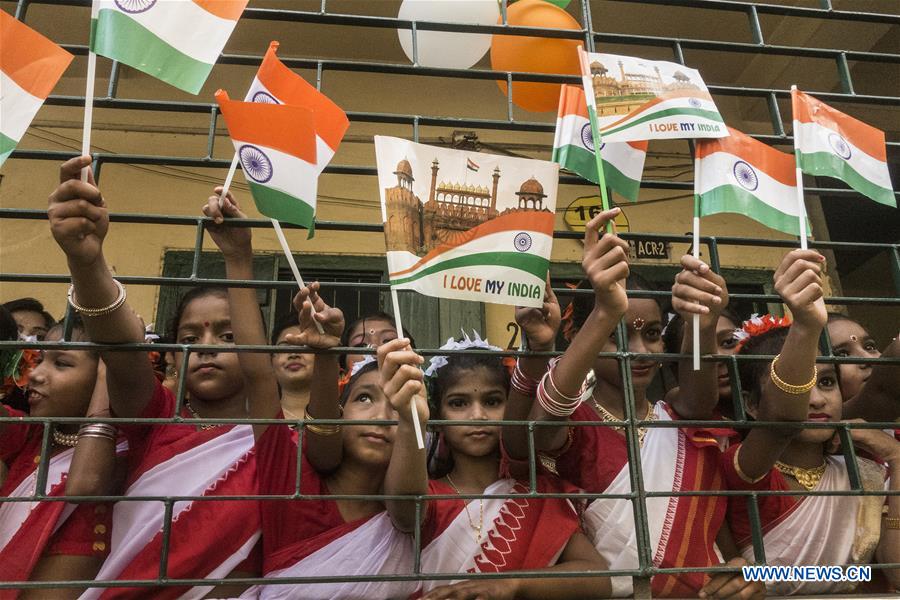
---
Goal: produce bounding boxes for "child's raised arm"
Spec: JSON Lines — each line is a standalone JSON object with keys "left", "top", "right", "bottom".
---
{"left": 286, "top": 283, "right": 345, "bottom": 471}
{"left": 47, "top": 156, "right": 155, "bottom": 418}
{"left": 380, "top": 339, "right": 428, "bottom": 533}
{"left": 667, "top": 254, "right": 730, "bottom": 419}
{"left": 202, "top": 189, "right": 280, "bottom": 439}
{"left": 502, "top": 280, "right": 560, "bottom": 460}
{"left": 735, "top": 249, "right": 828, "bottom": 481}
{"left": 527, "top": 208, "right": 629, "bottom": 454}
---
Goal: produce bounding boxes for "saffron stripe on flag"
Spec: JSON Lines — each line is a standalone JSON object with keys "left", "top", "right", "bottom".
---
{"left": 793, "top": 89, "right": 887, "bottom": 161}
{"left": 0, "top": 11, "right": 73, "bottom": 99}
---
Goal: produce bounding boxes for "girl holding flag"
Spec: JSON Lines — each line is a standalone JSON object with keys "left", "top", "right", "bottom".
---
{"left": 199, "top": 192, "right": 427, "bottom": 599}
{"left": 384, "top": 333, "right": 610, "bottom": 600}
{"left": 720, "top": 250, "right": 900, "bottom": 594}
{"left": 503, "top": 209, "right": 760, "bottom": 598}
{"left": 0, "top": 319, "right": 120, "bottom": 597}
{"left": 48, "top": 159, "right": 263, "bottom": 599}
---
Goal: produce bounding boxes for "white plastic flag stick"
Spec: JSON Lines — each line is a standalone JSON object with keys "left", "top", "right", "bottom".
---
{"left": 692, "top": 197, "right": 701, "bottom": 371}
{"left": 271, "top": 218, "right": 324, "bottom": 334}
{"left": 80, "top": 51, "right": 97, "bottom": 182}
{"left": 390, "top": 288, "right": 425, "bottom": 449}
{"left": 218, "top": 153, "right": 323, "bottom": 333}
{"left": 790, "top": 85, "right": 809, "bottom": 251}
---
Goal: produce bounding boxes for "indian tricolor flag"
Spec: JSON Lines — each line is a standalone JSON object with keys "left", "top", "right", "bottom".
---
{"left": 792, "top": 88, "right": 895, "bottom": 208}
{"left": 90, "top": 0, "right": 247, "bottom": 95}
{"left": 695, "top": 127, "right": 808, "bottom": 237}
{"left": 552, "top": 84, "right": 647, "bottom": 201}
{"left": 215, "top": 90, "right": 319, "bottom": 231}
{"left": 243, "top": 42, "right": 349, "bottom": 179}
{"left": 0, "top": 11, "right": 73, "bottom": 166}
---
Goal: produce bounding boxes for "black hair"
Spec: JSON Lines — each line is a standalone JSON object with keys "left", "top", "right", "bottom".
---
{"left": 0, "top": 306, "right": 17, "bottom": 342}
{"left": 45, "top": 314, "right": 99, "bottom": 357}
{"left": 167, "top": 287, "right": 229, "bottom": 342}
{"left": 271, "top": 311, "right": 301, "bottom": 346}
{"left": 338, "top": 359, "right": 379, "bottom": 406}
{"left": 425, "top": 348, "right": 510, "bottom": 479}
{"left": 339, "top": 312, "right": 416, "bottom": 370}
{"left": 2, "top": 297, "right": 56, "bottom": 331}
{"left": 568, "top": 272, "right": 662, "bottom": 334}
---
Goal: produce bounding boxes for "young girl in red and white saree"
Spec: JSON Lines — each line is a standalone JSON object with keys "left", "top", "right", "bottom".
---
{"left": 720, "top": 253, "right": 900, "bottom": 594}
{"left": 387, "top": 334, "right": 609, "bottom": 600}
{"left": 503, "top": 209, "right": 759, "bottom": 598}
{"left": 192, "top": 192, "right": 425, "bottom": 599}
{"left": 49, "top": 160, "right": 261, "bottom": 599}
{"left": 1, "top": 320, "right": 122, "bottom": 599}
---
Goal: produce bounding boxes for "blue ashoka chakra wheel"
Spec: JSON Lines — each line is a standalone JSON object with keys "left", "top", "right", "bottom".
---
{"left": 114, "top": 0, "right": 156, "bottom": 13}
{"left": 239, "top": 145, "right": 274, "bottom": 184}
{"left": 688, "top": 97, "right": 702, "bottom": 108}
{"left": 580, "top": 123, "right": 594, "bottom": 152}
{"left": 514, "top": 232, "right": 533, "bottom": 253}
{"left": 828, "top": 133, "right": 852, "bottom": 160}
{"left": 252, "top": 91, "right": 280, "bottom": 104}
{"left": 732, "top": 160, "right": 759, "bottom": 192}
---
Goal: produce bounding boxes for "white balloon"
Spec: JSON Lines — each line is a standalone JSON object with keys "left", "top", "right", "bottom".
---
{"left": 397, "top": 0, "right": 500, "bottom": 69}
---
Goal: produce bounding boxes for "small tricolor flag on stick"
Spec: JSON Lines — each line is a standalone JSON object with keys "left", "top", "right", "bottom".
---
{"left": 90, "top": 0, "right": 247, "bottom": 95}
{"left": 215, "top": 90, "right": 318, "bottom": 230}
{"left": 695, "top": 127, "right": 806, "bottom": 237}
{"left": 552, "top": 84, "right": 648, "bottom": 202}
{"left": 792, "top": 88, "right": 895, "bottom": 209}
{"left": 0, "top": 11, "right": 73, "bottom": 166}
{"left": 466, "top": 158, "right": 480, "bottom": 172}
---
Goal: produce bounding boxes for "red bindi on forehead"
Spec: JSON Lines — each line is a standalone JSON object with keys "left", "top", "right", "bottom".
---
{"left": 204, "top": 321, "right": 210, "bottom": 327}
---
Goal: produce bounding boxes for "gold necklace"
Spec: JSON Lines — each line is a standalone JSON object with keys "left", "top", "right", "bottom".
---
{"left": 591, "top": 396, "right": 655, "bottom": 448}
{"left": 775, "top": 461, "right": 826, "bottom": 491}
{"left": 184, "top": 400, "right": 219, "bottom": 430}
{"left": 52, "top": 429, "right": 78, "bottom": 447}
{"left": 445, "top": 474, "right": 484, "bottom": 545}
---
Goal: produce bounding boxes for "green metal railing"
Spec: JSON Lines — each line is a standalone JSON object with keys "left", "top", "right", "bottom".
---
{"left": 2, "top": 0, "right": 899, "bottom": 597}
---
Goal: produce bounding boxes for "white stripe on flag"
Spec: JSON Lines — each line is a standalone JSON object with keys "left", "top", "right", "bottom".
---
{"left": 556, "top": 114, "right": 645, "bottom": 181}
{"left": 0, "top": 71, "right": 43, "bottom": 143}
{"left": 697, "top": 151, "right": 802, "bottom": 217}
{"left": 96, "top": 0, "right": 235, "bottom": 66}
{"left": 230, "top": 139, "right": 318, "bottom": 202}
{"left": 794, "top": 120, "right": 893, "bottom": 191}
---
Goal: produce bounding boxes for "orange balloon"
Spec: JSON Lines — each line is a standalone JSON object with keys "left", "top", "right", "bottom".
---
{"left": 490, "top": 0, "right": 583, "bottom": 113}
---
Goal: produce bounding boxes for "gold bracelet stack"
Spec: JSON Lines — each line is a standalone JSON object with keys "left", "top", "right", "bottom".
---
{"left": 769, "top": 354, "right": 817, "bottom": 395}
{"left": 67, "top": 279, "right": 127, "bottom": 317}
{"left": 303, "top": 407, "right": 342, "bottom": 436}
{"left": 78, "top": 423, "right": 117, "bottom": 441}
{"left": 885, "top": 516, "right": 900, "bottom": 530}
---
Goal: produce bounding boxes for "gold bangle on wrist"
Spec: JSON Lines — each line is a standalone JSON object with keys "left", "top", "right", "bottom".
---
{"left": 67, "top": 279, "right": 127, "bottom": 317}
{"left": 303, "top": 407, "right": 342, "bottom": 436}
{"left": 885, "top": 516, "right": 900, "bottom": 530}
{"left": 769, "top": 354, "right": 817, "bottom": 395}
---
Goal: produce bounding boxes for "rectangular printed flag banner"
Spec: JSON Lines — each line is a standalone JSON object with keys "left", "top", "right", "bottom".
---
{"left": 552, "top": 84, "right": 648, "bottom": 201}
{"left": 695, "top": 127, "right": 808, "bottom": 237}
{"left": 579, "top": 52, "right": 727, "bottom": 143}
{"left": 215, "top": 90, "right": 319, "bottom": 230}
{"left": 0, "top": 11, "right": 73, "bottom": 166}
{"left": 90, "top": 0, "right": 247, "bottom": 95}
{"left": 245, "top": 41, "right": 349, "bottom": 176}
{"left": 375, "top": 136, "right": 559, "bottom": 308}
{"left": 792, "top": 88, "right": 895, "bottom": 208}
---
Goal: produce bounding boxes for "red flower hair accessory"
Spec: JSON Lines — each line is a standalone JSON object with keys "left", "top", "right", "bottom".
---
{"left": 735, "top": 314, "right": 791, "bottom": 352}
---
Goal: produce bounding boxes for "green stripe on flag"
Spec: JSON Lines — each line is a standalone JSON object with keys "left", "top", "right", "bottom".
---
{"left": 601, "top": 107, "right": 724, "bottom": 138}
{"left": 797, "top": 151, "right": 896, "bottom": 208}
{"left": 390, "top": 251, "right": 549, "bottom": 287}
{"left": 698, "top": 185, "right": 809, "bottom": 237}
{"left": 247, "top": 182, "right": 316, "bottom": 238}
{"left": 0, "top": 132, "right": 17, "bottom": 166}
{"left": 91, "top": 10, "right": 212, "bottom": 95}
{"left": 553, "top": 143, "right": 640, "bottom": 201}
